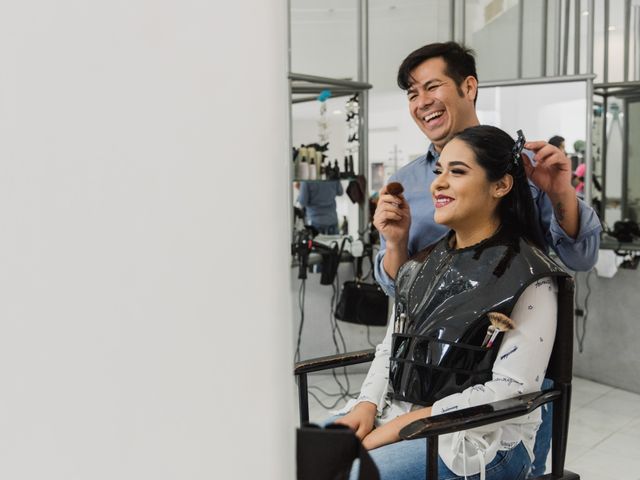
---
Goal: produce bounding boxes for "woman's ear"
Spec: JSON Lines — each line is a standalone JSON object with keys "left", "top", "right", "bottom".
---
{"left": 493, "top": 174, "right": 514, "bottom": 199}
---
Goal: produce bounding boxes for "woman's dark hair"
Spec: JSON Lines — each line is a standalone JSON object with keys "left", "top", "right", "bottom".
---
{"left": 453, "top": 125, "right": 546, "bottom": 250}
{"left": 397, "top": 42, "right": 478, "bottom": 104}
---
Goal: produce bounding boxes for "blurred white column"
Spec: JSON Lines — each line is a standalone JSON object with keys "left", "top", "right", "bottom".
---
{"left": 0, "top": 1, "right": 293, "bottom": 479}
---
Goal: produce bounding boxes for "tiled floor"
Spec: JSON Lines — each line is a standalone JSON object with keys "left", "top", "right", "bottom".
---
{"left": 302, "top": 373, "right": 640, "bottom": 480}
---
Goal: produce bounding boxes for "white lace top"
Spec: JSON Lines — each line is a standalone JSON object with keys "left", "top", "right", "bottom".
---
{"left": 336, "top": 277, "right": 558, "bottom": 477}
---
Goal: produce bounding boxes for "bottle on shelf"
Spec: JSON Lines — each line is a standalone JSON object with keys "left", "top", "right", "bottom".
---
{"left": 296, "top": 151, "right": 309, "bottom": 180}
{"left": 342, "top": 156, "right": 349, "bottom": 179}
{"left": 309, "top": 156, "right": 317, "bottom": 180}
{"left": 340, "top": 215, "right": 349, "bottom": 235}
{"left": 315, "top": 151, "right": 323, "bottom": 179}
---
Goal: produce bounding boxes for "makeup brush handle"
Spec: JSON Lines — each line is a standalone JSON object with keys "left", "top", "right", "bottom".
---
{"left": 481, "top": 325, "right": 496, "bottom": 347}
{"left": 486, "top": 329, "right": 501, "bottom": 348}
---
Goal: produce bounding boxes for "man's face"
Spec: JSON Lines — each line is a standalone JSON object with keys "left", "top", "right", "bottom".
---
{"left": 406, "top": 57, "right": 478, "bottom": 152}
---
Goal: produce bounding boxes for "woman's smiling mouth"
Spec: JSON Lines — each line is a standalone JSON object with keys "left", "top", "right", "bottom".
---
{"left": 434, "top": 194, "right": 454, "bottom": 208}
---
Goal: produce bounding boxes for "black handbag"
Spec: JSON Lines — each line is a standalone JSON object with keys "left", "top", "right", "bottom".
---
{"left": 334, "top": 280, "right": 389, "bottom": 326}
{"left": 297, "top": 424, "right": 379, "bottom": 480}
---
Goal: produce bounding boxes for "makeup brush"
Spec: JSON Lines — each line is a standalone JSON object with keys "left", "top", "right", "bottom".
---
{"left": 483, "top": 312, "right": 515, "bottom": 348}
{"left": 386, "top": 182, "right": 404, "bottom": 196}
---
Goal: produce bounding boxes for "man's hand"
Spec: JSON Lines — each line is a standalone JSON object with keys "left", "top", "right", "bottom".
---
{"left": 373, "top": 185, "right": 411, "bottom": 245}
{"left": 523, "top": 141, "right": 579, "bottom": 238}
{"left": 522, "top": 141, "right": 574, "bottom": 199}
{"left": 333, "top": 401, "right": 377, "bottom": 440}
{"left": 373, "top": 184, "right": 411, "bottom": 279}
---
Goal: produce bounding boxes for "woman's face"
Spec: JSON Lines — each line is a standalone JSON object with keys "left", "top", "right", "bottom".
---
{"left": 430, "top": 138, "right": 503, "bottom": 231}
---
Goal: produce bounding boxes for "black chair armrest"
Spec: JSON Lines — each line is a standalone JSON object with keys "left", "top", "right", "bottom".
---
{"left": 294, "top": 349, "right": 376, "bottom": 376}
{"left": 400, "top": 389, "right": 560, "bottom": 440}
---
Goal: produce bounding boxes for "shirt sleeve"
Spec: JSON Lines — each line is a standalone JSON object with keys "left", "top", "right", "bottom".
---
{"left": 527, "top": 160, "right": 602, "bottom": 272}
{"left": 297, "top": 182, "right": 310, "bottom": 207}
{"left": 431, "top": 276, "right": 558, "bottom": 416}
{"left": 547, "top": 198, "right": 602, "bottom": 271}
{"left": 350, "top": 311, "right": 395, "bottom": 414}
{"left": 374, "top": 245, "right": 396, "bottom": 297}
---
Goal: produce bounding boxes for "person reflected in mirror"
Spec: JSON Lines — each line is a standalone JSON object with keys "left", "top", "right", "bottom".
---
{"left": 296, "top": 180, "right": 344, "bottom": 235}
{"left": 333, "top": 125, "right": 569, "bottom": 480}
{"left": 572, "top": 163, "right": 586, "bottom": 200}
{"left": 548, "top": 135, "right": 566, "bottom": 155}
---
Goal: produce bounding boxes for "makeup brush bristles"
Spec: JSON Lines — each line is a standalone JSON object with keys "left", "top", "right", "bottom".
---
{"left": 487, "top": 312, "right": 515, "bottom": 332}
{"left": 482, "top": 312, "right": 515, "bottom": 348}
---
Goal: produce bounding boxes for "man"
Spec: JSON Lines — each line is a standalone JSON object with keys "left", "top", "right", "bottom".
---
{"left": 296, "top": 180, "right": 344, "bottom": 234}
{"left": 372, "top": 42, "right": 601, "bottom": 478}
{"left": 374, "top": 42, "right": 600, "bottom": 291}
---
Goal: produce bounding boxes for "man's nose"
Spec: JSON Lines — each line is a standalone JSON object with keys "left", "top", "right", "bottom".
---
{"left": 418, "top": 91, "right": 435, "bottom": 109}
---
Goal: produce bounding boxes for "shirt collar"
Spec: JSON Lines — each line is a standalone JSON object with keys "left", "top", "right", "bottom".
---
{"left": 426, "top": 143, "right": 440, "bottom": 164}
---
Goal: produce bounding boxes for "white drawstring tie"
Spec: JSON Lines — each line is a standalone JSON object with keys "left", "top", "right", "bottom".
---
{"left": 450, "top": 431, "right": 489, "bottom": 480}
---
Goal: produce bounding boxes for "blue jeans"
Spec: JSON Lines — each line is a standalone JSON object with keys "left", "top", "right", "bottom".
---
{"left": 350, "top": 440, "right": 531, "bottom": 480}
{"left": 315, "top": 224, "right": 339, "bottom": 235}
{"left": 323, "top": 415, "right": 530, "bottom": 480}
{"left": 529, "top": 378, "right": 553, "bottom": 477}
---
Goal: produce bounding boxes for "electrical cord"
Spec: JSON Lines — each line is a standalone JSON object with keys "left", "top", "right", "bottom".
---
{"left": 294, "top": 279, "right": 306, "bottom": 363}
{"left": 299, "top": 240, "right": 382, "bottom": 411}
{"left": 329, "top": 271, "right": 353, "bottom": 399}
{"left": 575, "top": 269, "right": 593, "bottom": 353}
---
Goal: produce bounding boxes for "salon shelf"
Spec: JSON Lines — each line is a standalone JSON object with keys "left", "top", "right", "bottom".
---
{"left": 600, "top": 234, "right": 640, "bottom": 251}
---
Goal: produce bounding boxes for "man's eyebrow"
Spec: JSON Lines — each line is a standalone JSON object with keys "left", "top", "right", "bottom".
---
{"left": 422, "top": 79, "right": 440, "bottom": 88}
{"left": 407, "top": 78, "right": 442, "bottom": 94}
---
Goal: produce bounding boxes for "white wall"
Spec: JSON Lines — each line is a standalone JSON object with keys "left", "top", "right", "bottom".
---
{"left": 0, "top": 2, "right": 293, "bottom": 479}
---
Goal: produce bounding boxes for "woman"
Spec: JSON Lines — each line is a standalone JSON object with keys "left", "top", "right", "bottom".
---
{"left": 333, "top": 125, "right": 569, "bottom": 480}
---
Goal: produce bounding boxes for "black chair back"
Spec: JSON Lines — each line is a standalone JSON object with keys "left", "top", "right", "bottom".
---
{"left": 547, "top": 275, "right": 577, "bottom": 478}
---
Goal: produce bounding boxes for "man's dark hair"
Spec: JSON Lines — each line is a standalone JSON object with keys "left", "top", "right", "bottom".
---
{"left": 548, "top": 135, "right": 565, "bottom": 148}
{"left": 397, "top": 42, "right": 478, "bottom": 102}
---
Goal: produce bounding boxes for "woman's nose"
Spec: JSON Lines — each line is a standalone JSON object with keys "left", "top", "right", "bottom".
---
{"left": 431, "top": 173, "right": 446, "bottom": 193}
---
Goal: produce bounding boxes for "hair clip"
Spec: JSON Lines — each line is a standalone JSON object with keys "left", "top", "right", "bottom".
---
{"left": 511, "top": 129, "right": 526, "bottom": 167}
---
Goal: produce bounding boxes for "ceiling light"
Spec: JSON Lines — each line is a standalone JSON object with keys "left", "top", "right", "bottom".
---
{"left": 332, "top": 110, "right": 343, "bottom": 115}
{"left": 582, "top": 10, "right": 589, "bottom": 15}
{"left": 608, "top": 25, "right": 616, "bottom": 31}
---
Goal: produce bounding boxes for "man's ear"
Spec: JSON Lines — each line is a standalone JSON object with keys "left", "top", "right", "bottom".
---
{"left": 464, "top": 75, "right": 478, "bottom": 101}
{"left": 493, "top": 174, "right": 514, "bottom": 198}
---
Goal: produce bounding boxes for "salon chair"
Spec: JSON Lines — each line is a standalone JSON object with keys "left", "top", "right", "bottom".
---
{"left": 294, "top": 276, "right": 578, "bottom": 480}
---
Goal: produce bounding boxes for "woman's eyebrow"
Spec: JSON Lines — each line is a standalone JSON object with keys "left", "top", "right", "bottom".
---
{"left": 446, "top": 161, "right": 471, "bottom": 168}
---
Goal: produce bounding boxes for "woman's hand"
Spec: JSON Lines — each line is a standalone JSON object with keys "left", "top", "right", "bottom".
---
{"left": 361, "top": 406, "right": 433, "bottom": 451}
{"left": 361, "top": 422, "right": 401, "bottom": 451}
{"left": 333, "top": 401, "right": 377, "bottom": 440}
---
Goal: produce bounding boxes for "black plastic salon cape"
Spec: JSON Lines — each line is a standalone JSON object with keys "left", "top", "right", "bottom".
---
{"left": 389, "top": 228, "right": 569, "bottom": 406}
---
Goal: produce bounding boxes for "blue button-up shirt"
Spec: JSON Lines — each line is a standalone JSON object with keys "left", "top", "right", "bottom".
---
{"left": 297, "top": 180, "right": 344, "bottom": 228}
{"left": 374, "top": 144, "right": 602, "bottom": 296}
